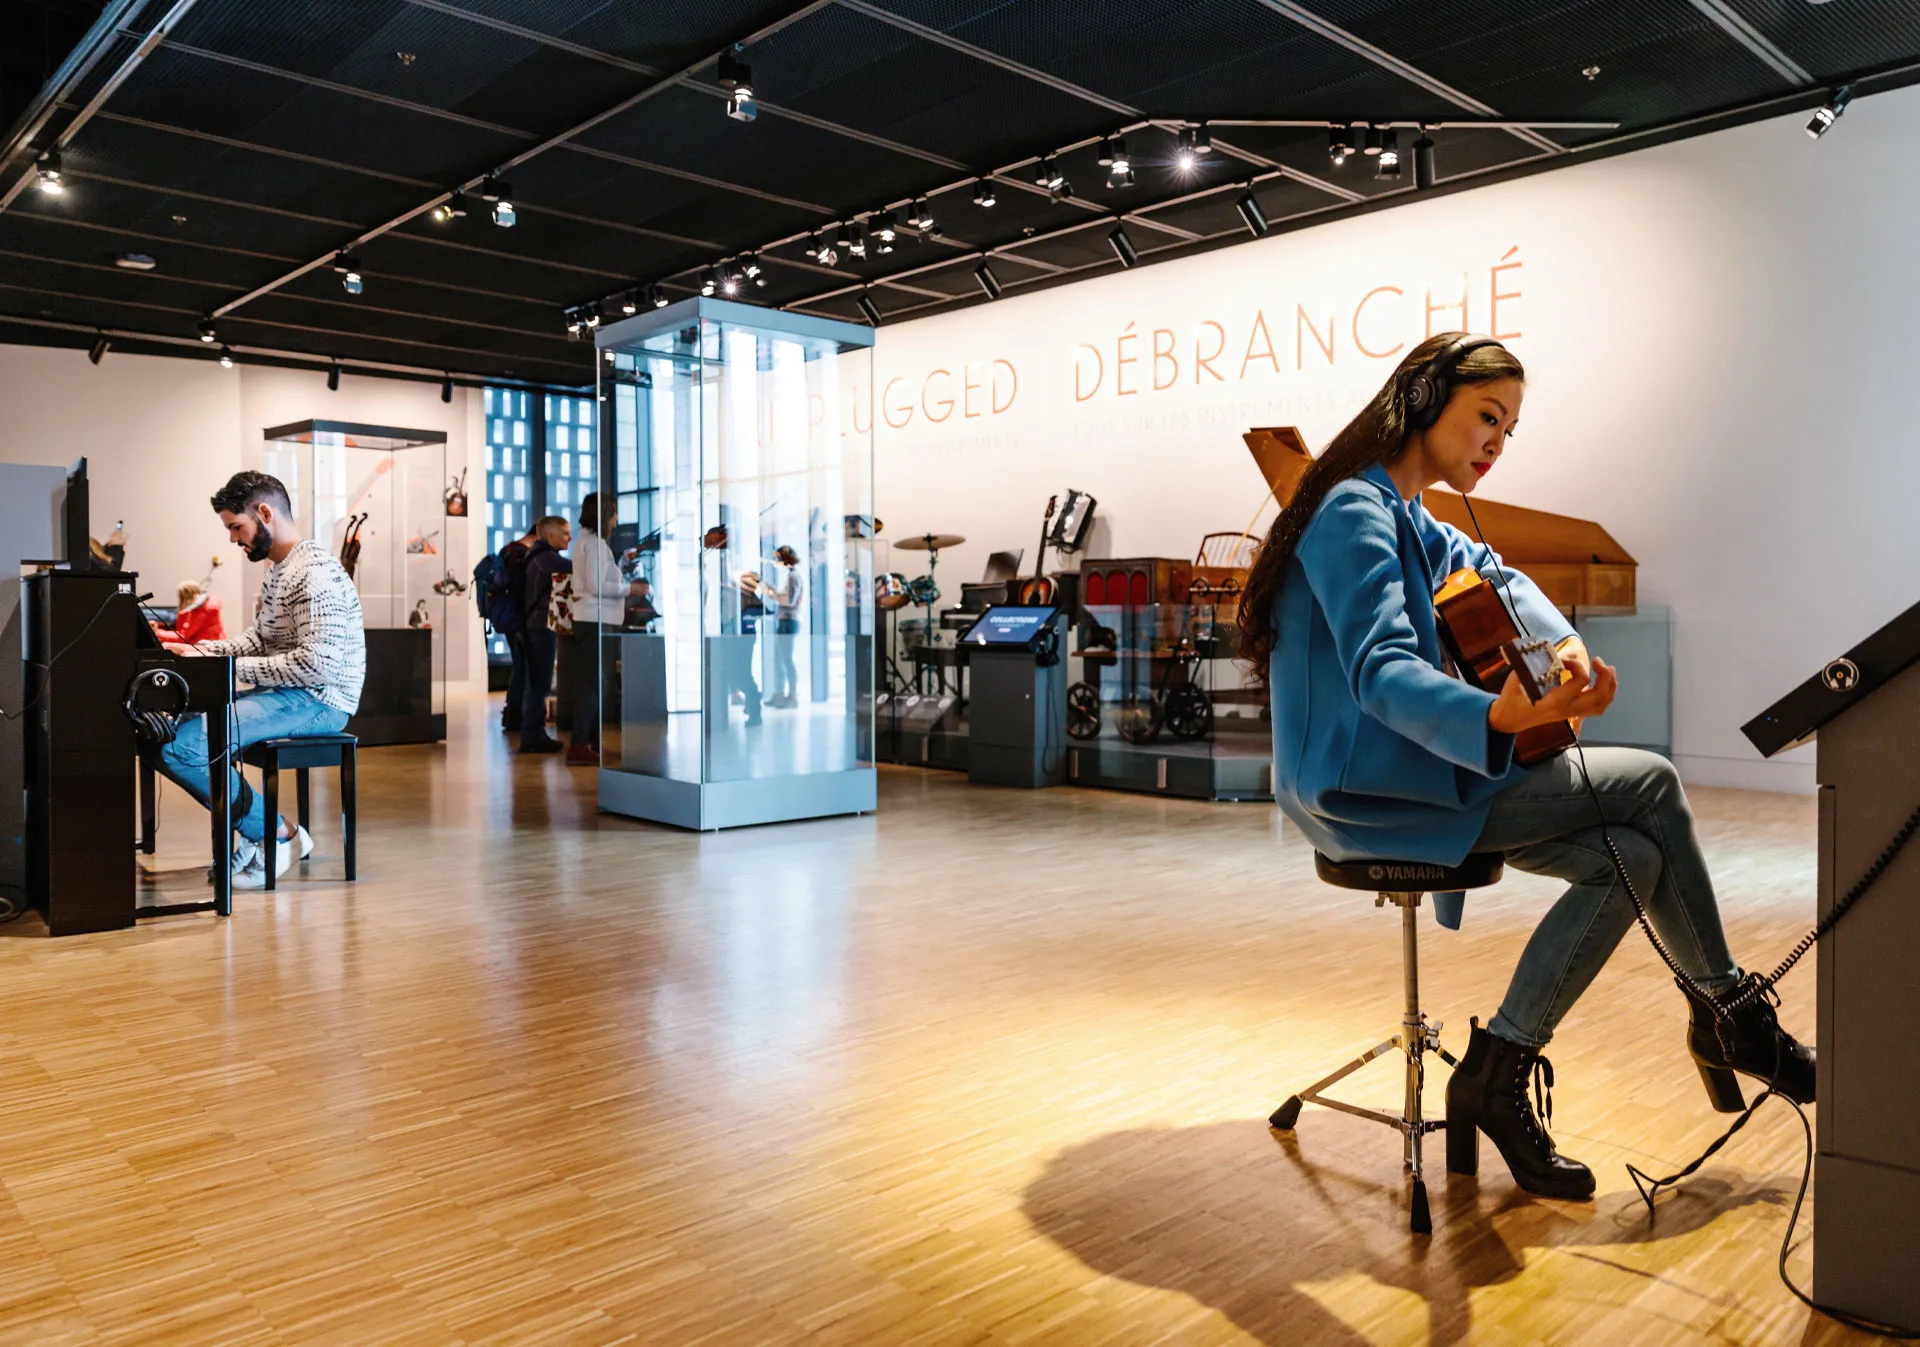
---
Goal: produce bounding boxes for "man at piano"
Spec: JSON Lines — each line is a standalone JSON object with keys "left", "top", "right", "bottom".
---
{"left": 156, "top": 470, "right": 366, "bottom": 889}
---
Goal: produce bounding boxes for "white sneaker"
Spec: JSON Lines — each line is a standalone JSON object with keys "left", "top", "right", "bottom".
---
{"left": 232, "top": 838, "right": 294, "bottom": 890}
{"left": 208, "top": 840, "right": 257, "bottom": 885}
{"left": 291, "top": 825, "right": 313, "bottom": 861}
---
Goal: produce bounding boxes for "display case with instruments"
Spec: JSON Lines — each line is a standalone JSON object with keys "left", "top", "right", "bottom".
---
{"left": 256, "top": 420, "right": 448, "bottom": 744}
{"left": 596, "top": 297, "right": 875, "bottom": 830}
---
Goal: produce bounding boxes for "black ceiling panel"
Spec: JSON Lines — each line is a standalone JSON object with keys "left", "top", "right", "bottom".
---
{"left": 5, "top": 0, "right": 1917, "bottom": 383}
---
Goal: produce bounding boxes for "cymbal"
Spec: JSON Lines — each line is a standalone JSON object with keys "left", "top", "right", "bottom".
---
{"left": 894, "top": 532, "right": 965, "bottom": 551}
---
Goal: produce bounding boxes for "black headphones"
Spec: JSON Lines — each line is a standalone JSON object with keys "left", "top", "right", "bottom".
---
{"left": 1403, "top": 334, "right": 1504, "bottom": 430}
{"left": 124, "top": 666, "right": 191, "bottom": 744}
{"left": 1034, "top": 614, "right": 1061, "bottom": 668}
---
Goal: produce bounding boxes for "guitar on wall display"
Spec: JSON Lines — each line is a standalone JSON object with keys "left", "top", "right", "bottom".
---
{"left": 1019, "top": 495, "right": 1058, "bottom": 605}
{"left": 1432, "top": 567, "right": 1576, "bottom": 766}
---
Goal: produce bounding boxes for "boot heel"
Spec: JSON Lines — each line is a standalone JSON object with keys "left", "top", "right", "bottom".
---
{"left": 1698, "top": 1063, "right": 1746, "bottom": 1113}
{"left": 1445, "top": 1114, "right": 1479, "bottom": 1176}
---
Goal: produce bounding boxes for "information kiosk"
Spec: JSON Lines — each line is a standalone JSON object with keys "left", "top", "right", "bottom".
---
{"left": 961, "top": 606, "right": 1065, "bottom": 789}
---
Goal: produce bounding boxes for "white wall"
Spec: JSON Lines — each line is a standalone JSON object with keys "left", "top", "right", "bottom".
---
{"left": 0, "top": 346, "right": 486, "bottom": 687}
{"left": 874, "top": 87, "right": 1920, "bottom": 793}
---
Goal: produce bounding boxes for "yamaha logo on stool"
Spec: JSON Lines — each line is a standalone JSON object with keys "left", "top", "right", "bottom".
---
{"left": 1821, "top": 657, "right": 1861, "bottom": 692}
{"left": 1368, "top": 863, "right": 1447, "bottom": 883}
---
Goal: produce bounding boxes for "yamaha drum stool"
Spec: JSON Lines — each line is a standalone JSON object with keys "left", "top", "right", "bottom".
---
{"left": 1269, "top": 851, "right": 1504, "bottom": 1235}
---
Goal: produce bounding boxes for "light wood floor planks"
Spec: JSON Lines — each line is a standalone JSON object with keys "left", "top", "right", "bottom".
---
{"left": 0, "top": 692, "right": 1886, "bottom": 1345}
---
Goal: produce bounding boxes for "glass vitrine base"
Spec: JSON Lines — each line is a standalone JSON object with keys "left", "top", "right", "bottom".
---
{"left": 599, "top": 769, "right": 875, "bottom": 831}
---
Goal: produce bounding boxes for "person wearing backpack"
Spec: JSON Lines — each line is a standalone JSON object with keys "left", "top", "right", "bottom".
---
{"left": 486, "top": 525, "right": 537, "bottom": 732}
{"left": 517, "top": 515, "right": 572, "bottom": 754}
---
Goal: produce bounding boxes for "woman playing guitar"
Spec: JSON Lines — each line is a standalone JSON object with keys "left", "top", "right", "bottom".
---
{"left": 1236, "top": 332, "right": 1812, "bottom": 1203}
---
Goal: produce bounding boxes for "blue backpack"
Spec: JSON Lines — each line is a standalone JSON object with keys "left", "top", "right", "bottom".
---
{"left": 485, "top": 542, "right": 530, "bottom": 635}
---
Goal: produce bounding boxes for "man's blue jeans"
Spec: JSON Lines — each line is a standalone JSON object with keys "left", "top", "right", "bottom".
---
{"left": 156, "top": 687, "right": 350, "bottom": 843}
{"left": 1474, "top": 746, "right": 1740, "bottom": 1048}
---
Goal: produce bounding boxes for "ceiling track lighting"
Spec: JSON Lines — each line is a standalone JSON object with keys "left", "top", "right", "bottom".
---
{"left": 333, "top": 252, "right": 363, "bottom": 296}
{"left": 1376, "top": 128, "right": 1401, "bottom": 180}
{"left": 720, "top": 266, "right": 740, "bottom": 296}
{"left": 35, "top": 149, "right": 64, "bottom": 196}
{"left": 620, "top": 290, "right": 638, "bottom": 315}
{"left": 1106, "top": 162, "right": 1134, "bottom": 190}
{"left": 1807, "top": 85, "right": 1851, "bottom": 139}
{"left": 700, "top": 268, "right": 718, "bottom": 297}
{"left": 1413, "top": 132, "right": 1437, "bottom": 190}
{"left": 1034, "top": 156, "right": 1063, "bottom": 191}
{"left": 973, "top": 178, "right": 997, "bottom": 208}
{"left": 1235, "top": 188, "right": 1270, "bottom": 237}
{"left": 651, "top": 284, "right": 669, "bottom": 309}
{"left": 431, "top": 190, "right": 469, "bottom": 223}
{"left": 1329, "top": 124, "right": 1354, "bottom": 166}
{"left": 1175, "top": 124, "right": 1211, "bottom": 171}
{"left": 973, "top": 260, "right": 1002, "bottom": 300}
{"left": 88, "top": 333, "right": 110, "bottom": 365}
{"left": 584, "top": 304, "right": 602, "bottom": 328}
{"left": 1363, "top": 124, "right": 1384, "bottom": 156}
{"left": 847, "top": 221, "right": 868, "bottom": 259}
{"left": 856, "top": 291, "right": 881, "bottom": 326}
{"left": 908, "top": 197, "right": 935, "bottom": 233}
{"left": 441, "top": 374, "right": 453, "bottom": 403}
{"left": 327, "top": 362, "right": 341, "bottom": 390}
{"left": 1107, "top": 224, "right": 1138, "bottom": 269}
{"left": 219, "top": 345, "right": 235, "bottom": 369}
{"left": 718, "top": 51, "right": 755, "bottom": 122}
{"left": 197, "top": 317, "right": 217, "bottom": 343}
{"left": 566, "top": 309, "right": 583, "bottom": 336}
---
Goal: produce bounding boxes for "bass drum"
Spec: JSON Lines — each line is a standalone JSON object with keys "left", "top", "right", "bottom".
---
{"left": 875, "top": 572, "right": 912, "bottom": 611}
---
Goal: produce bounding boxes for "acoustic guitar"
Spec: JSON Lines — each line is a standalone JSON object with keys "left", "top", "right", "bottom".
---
{"left": 1432, "top": 567, "right": 1576, "bottom": 766}
{"left": 1018, "top": 495, "right": 1057, "bottom": 605}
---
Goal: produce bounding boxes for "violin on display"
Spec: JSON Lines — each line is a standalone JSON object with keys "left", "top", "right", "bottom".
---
{"left": 1432, "top": 567, "right": 1576, "bottom": 767}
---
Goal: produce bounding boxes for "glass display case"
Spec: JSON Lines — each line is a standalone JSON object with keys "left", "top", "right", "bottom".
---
{"left": 595, "top": 298, "right": 875, "bottom": 830}
{"left": 257, "top": 420, "right": 449, "bottom": 745}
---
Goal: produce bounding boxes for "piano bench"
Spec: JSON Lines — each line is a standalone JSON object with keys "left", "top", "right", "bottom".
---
{"left": 242, "top": 734, "right": 358, "bottom": 891}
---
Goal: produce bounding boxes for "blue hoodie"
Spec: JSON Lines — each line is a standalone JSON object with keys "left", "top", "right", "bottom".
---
{"left": 1269, "top": 462, "right": 1574, "bottom": 926}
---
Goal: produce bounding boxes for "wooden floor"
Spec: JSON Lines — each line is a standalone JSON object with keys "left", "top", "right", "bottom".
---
{"left": 0, "top": 692, "right": 1884, "bottom": 1345}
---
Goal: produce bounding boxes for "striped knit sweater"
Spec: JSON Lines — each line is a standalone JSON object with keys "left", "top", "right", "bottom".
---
{"left": 201, "top": 539, "right": 366, "bottom": 714}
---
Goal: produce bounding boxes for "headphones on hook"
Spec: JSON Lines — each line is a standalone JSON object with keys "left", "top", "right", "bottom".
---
{"left": 124, "top": 666, "right": 190, "bottom": 745}
{"left": 1402, "top": 334, "right": 1504, "bottom": 430}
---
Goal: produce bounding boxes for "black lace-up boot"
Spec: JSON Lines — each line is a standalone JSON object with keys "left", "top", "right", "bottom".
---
{"left": 1680, "top": 973, "right": 1816, "bottom": 1112}
{"left": 1445, "top": 1020, "right": 1596, "bottom": 1200}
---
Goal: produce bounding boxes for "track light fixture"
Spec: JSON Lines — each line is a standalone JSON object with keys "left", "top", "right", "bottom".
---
{"left": 810, "top": 230, "right": 838, "bottom": 265}
{"left": 1807, "top": 86, "right": 1851, "bottom": 139}
{"left": 908, "top": 198, "right": 934, "bottom": 232}
{"left": 431, "top": 191, "right": 468, "bottom": 223}
{"left": 1175, "top": 124, "right": 1211, "bottom": 170}
{"left": 1413, "top": 132, "right": 1437, "bottom": 190}
{"left": 1107, "top": 225, "right": 1138, "bottom": 269}
{"left": 871, "top": 211, "right": 896, "bottom": 244}
{"left": 742, "top": 254, "right": 762, "bottom": 279}
{"left": 219, "top": 346, "right": 235, "bottom": 369}
{"left": 1329, "top": 124, "right": 1353, "bottom": 166}
{"left": 700, "top": 268, "right": 718, "bottom": 297}
{"left": 650, "top": 284, "right": 669, "bottom": 309}
{"left": 719, "top": 51, "right": 755, "bottom": 121}
{"left": 327, "top": 362, "right": 341, "bottom": 390}
{"left": 720, "top": 266, "right": 740, "bottom": 296}
{"left": 584, "top": 304, "right": 601, "bottom": 327}
{"left": 1377, "top": 128, "right": 1401, "bottom": 179}
{"left": 1235, "top": 189, "right": 1269, "bottom": 237}
{"left": 197, "top": 317, "right": 217, "bottom": 344}
{"left": 89, "top": 333, "right": 109, "bottom": 365}
{"left": 973, "top": 178, "right": 997, "bottom": 208}
{"left": 847, "top": 221, "right": 868, "bottom": 259}
{"left": 1035, "top": 156, "right": 1063, "bottom": 191}
{"left": 973, "top": 260, "right": 1001, "bottom": 299}
{"left": 333, "top": 253, "right": 363, "bottom": 295}
{"left": 441, "top": 374, "right": 453, "bottom": 403}
{"left": 620, "top": 291, "right": 638, "bottom": 315}
{"left": 1097, "top": 136, "right": 1117, "bottom": 166}
{"left": 492, "top": 186, "right": 515, "bottom": 227}
{"left": 1363, "top": 124, "right": 1383, "bottom": 156}
{"left": 856, "top": 291, "right": 881, "bottom": 326}
{"left": 1100, "top": 135, "right": 1132, "bottom": 188}
{"left": 35, "top": 150, "right": 64, "bottom": 195}
{"left": 566, "top": 309, "right": 583, "bottom": 336}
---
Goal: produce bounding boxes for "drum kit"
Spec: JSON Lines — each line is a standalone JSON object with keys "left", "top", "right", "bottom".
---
{"left": 876, "top": 531, "right": 964, "bottom": 692}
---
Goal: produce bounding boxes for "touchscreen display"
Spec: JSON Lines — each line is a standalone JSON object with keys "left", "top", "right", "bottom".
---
{"left": 962, "top": 606, "right": 1057, "bottom": 645}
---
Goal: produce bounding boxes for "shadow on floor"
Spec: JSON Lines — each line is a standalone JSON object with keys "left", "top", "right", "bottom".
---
{"left": 1022, "top": 1118, "right": 1784, "bottom": 1344}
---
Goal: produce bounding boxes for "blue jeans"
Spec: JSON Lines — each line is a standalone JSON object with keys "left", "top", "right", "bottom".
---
{"left": 521, "top": 626, "right": 557, "bottom": 742}
{"left": 156, "top": 687, "right": 350, "bottom": 843}
{"left": 1474, "top": 746, "right": 1740, "bottom": 1048}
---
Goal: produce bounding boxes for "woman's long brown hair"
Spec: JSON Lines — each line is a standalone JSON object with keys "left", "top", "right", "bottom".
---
{"left": 1234, "top": 332, "right": 1525, "bottom": 681}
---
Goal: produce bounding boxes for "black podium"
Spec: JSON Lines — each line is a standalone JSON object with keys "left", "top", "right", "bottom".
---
{"left": 1745, "top": 598, "right": 1920, "bottom": 1333}
{"left": 960, "top": 607, "right": 1065, "bottom": 789}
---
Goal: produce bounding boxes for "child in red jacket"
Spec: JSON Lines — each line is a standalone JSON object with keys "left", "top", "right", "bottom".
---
{"left": 151, "top": 580, "right": 225, "bottom": 646}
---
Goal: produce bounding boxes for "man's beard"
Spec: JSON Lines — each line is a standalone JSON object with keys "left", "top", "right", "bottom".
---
{"left": 245, "top": 520, "right": 275, "bottom": 562}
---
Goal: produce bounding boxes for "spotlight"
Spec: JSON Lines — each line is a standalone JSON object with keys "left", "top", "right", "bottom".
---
{"left": 1377, "top": 128, "right": 1401, "bottom": 179}
{"left": 1807, "top": 86, "right": 1851, "bottom": 139}
{"left": 973, "top": 178, "right": 996, "bottom": 208}
{"left": 835, "top": 222, "right": 853, "bottom": 254}
{"left": 1106, "top": 161, "right": 1134, "bottom": 190}
{"left": 1328, "top": 124, "right": 1353, "bottom": 166}
{"left": 1049, "top": 177, "right": 1074, "bottom": 202}
{"left": 35, "top": 150, "right": 64, "bottom": 195}
{"left": 197, "top": 317, "right": 217, "bottom": 344}
{"left": 650, "top": 285, "right": 669, "bottom": 309}
{"left": 219, "top": 346, "right": 235, "bottom": 369}
{"left": 742, "top": 253, "right": 761, "bottom": 278}
{"left": 620, "top": 291, "right": 638, "bottom": 315}
{"left": 1175, "top": 128, "right": 1197, "bottom": 171}
{"left": 1034, "top": 156, "right": 1063, "bottom": 190}
{"left": 1191, "top": 124, "right": 1211, "bottom": 156}
{"left": 441, "top": 374, "right": 453, "bottom": 403}
{"left": 114, "top": 252, "right": 156, "bottom": 270}
{"left": 584, "top": 304, "right": 602, "bottom": 327}
{"left": 815, "top": 232, "right": 839, "bottom": 266}
{"left": 1097, "top": 136, "right": 1117, "bottom": 166}
{"left": 89, "top": 333, "right": 109, "bottom": 365}
{"left": 909, "top": 198, "right": 934, "bottom": 231}
{"left": 333, "top": 252, "right": 363, "bottom": 295}
{"left": 871, "top": 211, "right": 896, "bottom": 243}
{"left": 1107, "top": 225, "right": 1138, "bottom": 269}
{"left": 700, "top": 268, "right": 718, "bottom": 296}
{"left": 566, "top": 309, "right": 583, "bottom": 336}
{"left": 720, "top": 267, "right": 739, "bottom": 295}
{"left": 1363, "top": 124, "right": 1383, "bottom": 156}
{"left": 1235, "top": 189, "right": 1269, "bottom": 237}
{"left": 848, "top": 221, "right": 867, "bottom": 258}
{"left": 479, "top": 175, "right": 515, "bottom": 226}
{"left": 1413, "top": 133, "right": 1437, "bottom": 190}
{"left": 431, "top": 191, "right": 468, "bottom": 223}
{"left": 973, "top": 260, "right": 1001, "bottom": 299}
{"left": 718, "top": 52, "right": 755, "bottom": 122}
{"left": 1100, "top": 135, "right": 1132, "bottom": 188}
{"left": 803, "top": 235, "right": 821, "bottom": 259}
{"left": 856, "top": 291, "right": 881, "bottom": 326}
{"left": 327, "top": 362, "right": 340, "bottom": 390}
